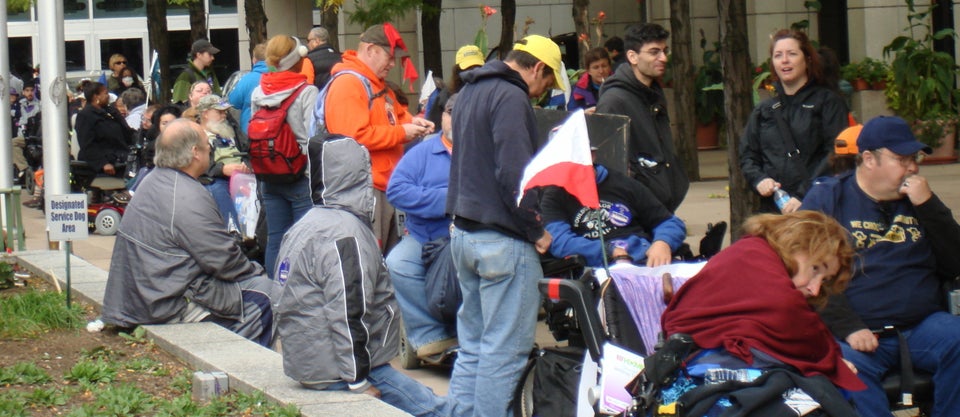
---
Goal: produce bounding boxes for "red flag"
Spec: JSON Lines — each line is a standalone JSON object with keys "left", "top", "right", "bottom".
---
{"left": 382, "top": 22, "right": 419, "bottom": 92}
{"left": 518, "top": 110, "right": 599, "bottom": 209}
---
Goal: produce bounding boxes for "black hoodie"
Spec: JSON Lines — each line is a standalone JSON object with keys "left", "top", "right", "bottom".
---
{"left": 596, "top": 63, "right": 689, "bottom": 212}
{"left": 446, "top": 60, "right": 544, "bottom": 242}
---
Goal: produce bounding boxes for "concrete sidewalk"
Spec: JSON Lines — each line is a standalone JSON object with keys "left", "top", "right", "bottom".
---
{"left": 10, "top": 150, "right": 960, "bottom": 414}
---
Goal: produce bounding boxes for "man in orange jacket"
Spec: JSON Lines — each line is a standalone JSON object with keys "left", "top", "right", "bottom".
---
{"left": 322, "top": 23, "right": 434, "bottom": 253}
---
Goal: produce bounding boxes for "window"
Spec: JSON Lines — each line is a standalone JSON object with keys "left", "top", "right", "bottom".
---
{"left": 64, "top": 0, "right": 89, "bottom": 20}
{"left": 210, "top": 0, "right": 237, "bottom": 14}
{"left": 99, "top": 38, "right": 144, "bottom": 76}
{"left": 7, "top": 38, "right": 34, "bottom": 80}
{"left": 209, "top": 29, "right": 239, "bottom": 84}
{"left": 8, "top": 3, "right": 31, "bottom": 21}
{"left": 93, "top": 0, "right": 146, "bottom": 18}
{"left": 65, "top": 41, "right": 86, "bottom": 72}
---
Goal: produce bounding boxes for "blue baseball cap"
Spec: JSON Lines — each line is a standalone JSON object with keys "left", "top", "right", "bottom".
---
{"left": 857, "top": 116, "right": 932, "bottom": 155}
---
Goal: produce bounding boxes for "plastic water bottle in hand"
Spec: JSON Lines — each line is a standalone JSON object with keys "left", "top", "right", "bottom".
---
{"left": 774, "top": 188, "right": 791, "bottom": 212}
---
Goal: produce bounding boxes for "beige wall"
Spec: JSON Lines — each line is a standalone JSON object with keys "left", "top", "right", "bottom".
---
{"left": 265, "top": 0, "right": 315, "bottom": 42}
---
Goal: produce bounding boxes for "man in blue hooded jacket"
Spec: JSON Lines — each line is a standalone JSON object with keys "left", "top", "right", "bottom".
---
{"left": 227, "top": 42, "right": 267, "bottom": 135}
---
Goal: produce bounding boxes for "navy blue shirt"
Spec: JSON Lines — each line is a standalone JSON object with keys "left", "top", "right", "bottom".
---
{"left": 802, "top": 173, "right": 940, "bottom": 330}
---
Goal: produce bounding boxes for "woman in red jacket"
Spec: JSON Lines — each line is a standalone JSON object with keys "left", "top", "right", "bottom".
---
{"left": 662, "top": 211, "right": 864, "bottom": 393}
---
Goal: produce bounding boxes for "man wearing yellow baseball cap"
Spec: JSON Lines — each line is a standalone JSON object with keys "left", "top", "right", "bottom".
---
{"left": 445, "top": 33, "right": 563, "bottom": 416}
{"left": 512, "top": 34, "right": 565, "bottom": 91}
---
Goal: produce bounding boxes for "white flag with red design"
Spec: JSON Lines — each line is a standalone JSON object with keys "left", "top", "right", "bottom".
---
{"left": 518, "top": 110, "right": 600, "bottom": 209}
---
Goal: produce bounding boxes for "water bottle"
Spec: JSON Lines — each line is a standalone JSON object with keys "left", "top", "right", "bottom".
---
{"left": 704, "top": 368, "right": 762, "bottom": 385}
{"left": 773, "top": 188, "right": 791, "bottom": 212}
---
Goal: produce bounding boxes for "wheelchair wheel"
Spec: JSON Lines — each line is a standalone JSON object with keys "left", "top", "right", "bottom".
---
{"left": 94, "top": 208, "right": 122, "bottom": 236}
{"left": 23, "top": 167, "right": 36, "bottom": 196}
{"left": 512, "top": 356, "right": 537, "bottom": 417}
{"left": 398, "top": 324, "right": 421, "bottom": 370}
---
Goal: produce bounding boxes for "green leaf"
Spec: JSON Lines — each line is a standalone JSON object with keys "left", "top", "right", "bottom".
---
{"left": 932, "top": 28, "right": 957, "bottom": 41}
{"left": 475, "top": 30, "right": 488, "bottom": 57}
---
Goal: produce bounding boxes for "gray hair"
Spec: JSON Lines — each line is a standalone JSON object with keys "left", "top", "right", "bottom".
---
{"left": 154, "top": 119, "right": 204, "bottom": 169}
{"left": 120, "top": 88, "right": 146, "bottom": 108}
{"left": 309, "top": 27, "right": 330, "bottom": 44}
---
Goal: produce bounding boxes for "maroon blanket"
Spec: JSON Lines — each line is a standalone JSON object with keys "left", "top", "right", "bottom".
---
{"left": 661, "top": 236, "right": 865, "bottom": 391}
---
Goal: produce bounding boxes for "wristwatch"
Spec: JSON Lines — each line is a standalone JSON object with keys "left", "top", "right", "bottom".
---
{"left": 608, "top": 239, "right": 633, "bottom": 263}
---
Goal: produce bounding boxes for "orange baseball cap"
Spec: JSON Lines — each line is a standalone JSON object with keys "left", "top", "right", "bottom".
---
{"left": 835, "top": 124, "right": 863, "bottom": 155}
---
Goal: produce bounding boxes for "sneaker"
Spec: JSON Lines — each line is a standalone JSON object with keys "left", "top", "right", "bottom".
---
{"left": 113, "top": 191, "right": 131, "bottom": 204}
{"left": 416, "top": 337, "right": 459, "bottom": 360}
{"left": 22, "top": 197, "right": 42, "bottom": 209}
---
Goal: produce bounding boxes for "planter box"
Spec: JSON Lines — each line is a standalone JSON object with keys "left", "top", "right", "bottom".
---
{"left": 850, "top": 90, "right": 894, "bottom": 123}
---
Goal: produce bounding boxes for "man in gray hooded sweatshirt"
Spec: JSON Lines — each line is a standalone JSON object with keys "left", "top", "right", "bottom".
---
{"left": 274, "top": 135, "right": 459, "bottom": 417}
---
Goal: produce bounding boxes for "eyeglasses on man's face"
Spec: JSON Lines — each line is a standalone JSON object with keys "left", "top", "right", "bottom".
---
{"left": 875, "top": 149, "right": 924, "bottom": 166}
{"left": 637, "top": 47, "right": 669, "bottom": 58}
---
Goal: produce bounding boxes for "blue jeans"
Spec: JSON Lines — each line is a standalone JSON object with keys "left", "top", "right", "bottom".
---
{"left": 325, "top": 364, "right": 459, "bottom": 417}
{"left": 261, "top": 176, "right": 312, "bottom": 278}
{"left": 385, "top": 235, "right": 456, "bottom": 350}
{"left": 204, "top": 177, "right": 238, "bottom": 229}
{"left": 839, "top": 311, "right": 960, "bottom": 417}
{"left": 448, "top": 227, "right": 542, "bottom": 417}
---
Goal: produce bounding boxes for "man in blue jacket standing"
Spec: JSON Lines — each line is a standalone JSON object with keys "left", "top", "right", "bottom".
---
{"left": 446, "top": 34, "right": 563, "bottom": 417}
{"left": 227, "top": 43, "right": 267, "bottom": 135}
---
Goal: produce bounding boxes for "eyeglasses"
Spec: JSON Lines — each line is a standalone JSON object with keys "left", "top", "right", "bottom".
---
{"left": 637, "top": 47, "right": 669, "bottom": 58}
{"left": 114, "top": 61, "right": 127, "bottom": 66}
{"left": 377, "top": 45, "right": 396, "bottom": 60}
{"left": 875, "top": 149, "right": 924, "bottom": 166}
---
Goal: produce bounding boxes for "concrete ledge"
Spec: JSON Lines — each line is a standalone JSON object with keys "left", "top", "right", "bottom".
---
{"left": 13, "top": 251, "right": 412, "bottom": 417}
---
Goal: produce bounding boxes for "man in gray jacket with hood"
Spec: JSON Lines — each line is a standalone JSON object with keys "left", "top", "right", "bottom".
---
{"left": 274, "top": 135, "right": 458, "bottom": 417}
{"left": 102, "top": 119, "right": 275, "bottom": 347}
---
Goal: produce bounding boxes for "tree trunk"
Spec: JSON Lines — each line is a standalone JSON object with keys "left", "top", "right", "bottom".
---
{"left": 244, "top": 0, "right": 268, "bottom": 58}
{"left": 498, "top": 0, "right": 516, "bottom": 60}
{"left": 421, "top": 0, "right": 443, "bottom": 77}
{"left": 321, "top": 4, "right": 339, "bottom": 51}
{"left": 189, "top": 0, "right": 207, "bottom": 42}
{"left": 718, "top": 0, "right": 759, "bottom": 241}
{"left": 146, "top": 0, "right": 171, "bottom": 104}
{"left": 670, "top": 0, "right": 700, "bottom": 182}
{"left": 572, "top": 0, "right": 589, "bottom": 68}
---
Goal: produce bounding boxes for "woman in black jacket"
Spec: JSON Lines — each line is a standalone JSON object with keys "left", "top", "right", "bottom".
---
{"left": 75, "top": 81, "right": 132, "bottom": 175}
{"left": 739, "top": 29, "right": 848, "bottom": 214}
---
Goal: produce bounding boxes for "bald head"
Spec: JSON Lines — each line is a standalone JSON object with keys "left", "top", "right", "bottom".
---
{"left": 154, "top": 119, "right": 209, "bottom": 175}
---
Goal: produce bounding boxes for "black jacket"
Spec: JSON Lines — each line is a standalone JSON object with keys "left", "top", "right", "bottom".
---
{"left": 596, "top": 63, "right": 689, "bottom": 212}
{"left": 739, "top": 82, "right": 847, "bottom": 211}
{"left": 307, "top": 45, "right": 342, "bottom": 89}
{"left": 75, "top": 104, "right": 132, "bottom": 172}
{"left": 446, "top": 60, "right": 544, "bottom": 242}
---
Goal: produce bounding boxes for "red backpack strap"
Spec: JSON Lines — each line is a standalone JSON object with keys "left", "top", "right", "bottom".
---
{"left": 275, "top": 83, "right": 309, "bottom": 112}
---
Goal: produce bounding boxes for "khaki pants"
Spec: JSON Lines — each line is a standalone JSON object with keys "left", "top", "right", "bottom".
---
{"left": 373, "top": 188, "right": 400, "bottom": 255}
{"left": 12, "top": 136, "right": 27, "bottom": 171}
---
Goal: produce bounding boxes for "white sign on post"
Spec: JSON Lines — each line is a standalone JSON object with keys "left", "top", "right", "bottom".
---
{"left": 45, "top": 194, "right": 89, "bottom": 241}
